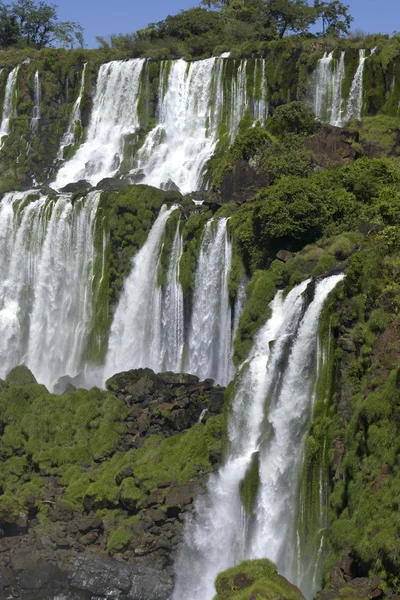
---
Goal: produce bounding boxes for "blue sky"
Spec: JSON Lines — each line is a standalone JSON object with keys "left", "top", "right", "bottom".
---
{"left": 56, "top": 0, "right": 400, "bottom": 49}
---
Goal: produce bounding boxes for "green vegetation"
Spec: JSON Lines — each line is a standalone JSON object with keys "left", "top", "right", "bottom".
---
{"left": 214, "top": 559, "right": 304, "bottom": 600}
{"left": 103, "top": 0, "right": 352, "bottom": 60}
{"left": 0, "top": 0, "right": 83, "bottom": 49}
{"left": 0, "top": 366, "right": 224, "bottom": 552}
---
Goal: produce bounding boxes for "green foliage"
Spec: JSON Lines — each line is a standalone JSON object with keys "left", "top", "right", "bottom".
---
{"left": 214, "top": 559, "right": 304, "bottom": 600}
{"left": 267, "top": 102, "right": 317, "bottom": 138}
{"left": 0, "top": 0, "right": 83, "bottom": 50}
{"left": 233, "top": 262, "right": 286, "bottom": 363}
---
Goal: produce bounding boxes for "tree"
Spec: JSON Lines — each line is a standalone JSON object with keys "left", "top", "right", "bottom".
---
{"left": 0, "top": 0, "right": 84, "bottom": 48}
{"left": 262, "top": 0, "right": 317, "bottom": 38}
{"left": 314, "top": 0, "right": 353, "bottom": 36}
{"left": 0, "top": 5, "right": 19, "bottom": 47}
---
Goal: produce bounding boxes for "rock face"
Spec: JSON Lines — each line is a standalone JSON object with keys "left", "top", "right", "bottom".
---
{"left": 218, "top": 157, "right": 269, "bottom": 204}
{"left": 305, "top": 125, "right": 360, "bottom": 168}
{"left": 0, "top": 369, "right": 225, "bottom": 600}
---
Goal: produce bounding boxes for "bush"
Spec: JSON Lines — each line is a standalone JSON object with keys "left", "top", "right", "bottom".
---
{"left": 267, "top": 101, "right": 318, "bottom": 138}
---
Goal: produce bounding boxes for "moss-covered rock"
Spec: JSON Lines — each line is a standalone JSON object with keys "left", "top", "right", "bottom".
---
{"left": 5, "top": 365, "right": 37, "bottom": 386}
{"left": 214, "top": 559, "right": 305, "bottom": 600}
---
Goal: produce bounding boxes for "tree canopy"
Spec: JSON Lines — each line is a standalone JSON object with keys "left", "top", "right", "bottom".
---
{"left": 0, "top": 0, "right": 84, "bottom": 49}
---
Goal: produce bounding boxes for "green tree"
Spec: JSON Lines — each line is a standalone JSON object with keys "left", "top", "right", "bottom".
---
{"left": 264, "top": 0, "right": 317, "bottom": 38}
{"left": 267, "top": 101, "right": 317, "bottom": 137}
{"left": 0, "top": 0, "right": 84, "bottom": 48}
{"left": 314, "top": 0, "right": 353, "bottom": 36}
{"left": 0, "top": 5, "right": 19, "bottom": 47}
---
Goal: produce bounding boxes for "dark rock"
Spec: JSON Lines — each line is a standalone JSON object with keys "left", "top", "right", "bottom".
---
{"left": 59, "top": 180, "right": 91, "bottom": 193}
{"left": 276, "top": 249, "right": 295, "bottom": 263}
{"left": 160, "top": 178, "right": 181, "bottom": 193}
{"left": 305, "top": 125, "right": 360, "bottom": 169}
{"left": 69, "top": 553, "right": 172, "bottom": 600}
{"left": 218, "top": 157, "right": 269, "bottom": 204}
{"left": 76, "top": 516, "right": 102, "bottom": 533}
{"left": 95, "top": 177, "right": 131, "bottom": 191}
{"left": 115, "top": 466, "right": 134, "bottom": 486}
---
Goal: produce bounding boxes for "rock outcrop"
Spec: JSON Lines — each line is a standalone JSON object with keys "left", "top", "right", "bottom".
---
{"left": 0, "top": 369, "right": 225, "bottom": 599}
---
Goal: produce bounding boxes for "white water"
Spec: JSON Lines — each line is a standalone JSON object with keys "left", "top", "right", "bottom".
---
{"left": 185, "top": 219, "right": 233, "bottom": 386}
{"left": 134, "top": 59, "right": 224, "bottom": 194}
{"left": 30, "top": 71, "right": 41, "bottom": 132}
{"left": 0, "top": 65, "right": 20, "bottom": 143}
{"left": 54, "top": 58, "right": 267, "bottom": 193}
{"left": 172, "top": 275, "right": 344, "bottom": 600}
{"left": 57, "top": 63, "right": 87, "bottom": 160}
{"left": 0, "top": 191, "right": 101, "bottom": 389}
{"left": 158, "top": 223, "right": 185, "bottom": 372}
{"left": 342, "top": 49, "right": 366, "bottom": 122}
{"left": 55, "top": 59, "right": 145, "bottom": 188}
{"left": 313, "top": 51, "right": 345, "bottom": 126}
{"left": 104, "top": 205, "right": 178, "bottom": 378}
{"left": 313, "top": 49, "right": 366, "bottom": 126}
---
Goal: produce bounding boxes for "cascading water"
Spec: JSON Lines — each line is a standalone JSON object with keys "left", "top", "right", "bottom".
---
{"left": 185, "top": 218, "right": 233, "bottom": 386}
{"left": 54, "top": 58, "right": 267, "bottom": 192}
{"left": 342, "top": 49, "right": 367, "bottom": 122}
{"left": 104, "top": 205, "right": 179, "bottom": 379}
{"left": 172, "top": 274, "right": 344, "bottom": 600}
{"left": 312, "top": 51, "right": 345, "bottom": 126}
{"left": 55, "top": 59, "right": 145, "bottom": 188}
{"left": 57, "top": 62, "right": 87, "bottom": 160}
{"left": 30, "top": 70, "right": 41, "bottom": 132}
{"left": 104, "top": 213, "right": 237, "bottom": 386}
{"left": 134, "top": 59, "right": 224, "bottom": 194}
{"left": 157, "top": 223, "right": 185, "bottom": 372}
{"left": 0, "top": 190, "right": 101, "bottom": 389}
{"left": 0, "top": 65, "right": 20, "bottom": 143}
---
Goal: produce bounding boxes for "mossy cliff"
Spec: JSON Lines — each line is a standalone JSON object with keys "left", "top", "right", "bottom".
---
{"left": 0, "top": 365, "right": 225, "bottom": 598}
{"left": 0, "top": 40, "right": 400, "bottom": 192}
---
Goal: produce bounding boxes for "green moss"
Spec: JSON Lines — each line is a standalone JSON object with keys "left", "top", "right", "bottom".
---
{"left": 239, "top": 452, "right": 260, "bottom": 517}
{"left": 214, "top": 559, "right": 304, "bottom": 600}
{"left": 106, "top": 527, "right": 133, "bottom": 554}
{"left": 6, "top": 365, "right": 37, "bottom": 386}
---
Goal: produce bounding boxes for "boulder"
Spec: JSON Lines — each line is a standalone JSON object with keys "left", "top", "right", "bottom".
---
{"left": 59, "top": 180, "right": 91, "bottom": 193}
{"left": 96, "top": 177, "right": 131, "bottom": 191}
{"left": 5, "top": 365, "right": 37, "bottom": 386}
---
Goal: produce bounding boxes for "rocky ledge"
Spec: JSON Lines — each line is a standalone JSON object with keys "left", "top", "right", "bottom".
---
{"left": 0, "top": 367, "right": 225, "bottom": 599}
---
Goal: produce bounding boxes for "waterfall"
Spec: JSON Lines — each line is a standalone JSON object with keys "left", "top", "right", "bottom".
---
{"left": 104, "top": 205, "right": 178, "bottom": 379}
{"left": 105, "top": 214, "right": 236, "bottom": 386}
{"left": 172, "top": 275, "right": 344, "bottom": 600}
{"left": 312, "top": 51, "right": 345, "bottom": 126}
{"left": 30, "top": 71, "right": 41, "bottom": 132}
{"left": 252, "top": 59, "right": 268, "bottom": 125}
{"left": 342, "top": 49, "right": 367, "bottom": 123}
{"left": 57, "top": 63, "right": 87, "bottom": 160}
{"left": 55, "top": 59, "right": 145, "bottom": 188}
{"left": 0, "top": 191, "right": 101, "bottom": 389}
{"left": 0, "top": 65, "right": 20, "bottom": 143}
{"left": 158, "top": 223, "right": 184, "bottom": 372}
{"left": 54, "top": 58, "right": 267, "bottom": 193}
{"left": 134, "top": 58, "right": 225, "bottom": 194}
{"left": 185, "top": 219, "right": 233, "bottom": 386}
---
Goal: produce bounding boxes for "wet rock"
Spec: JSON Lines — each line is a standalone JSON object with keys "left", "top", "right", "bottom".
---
{"left": 160, "top": 178, "right": 181, "bottom": 193}
{"left": 95, "top": 177, "right": 131, "bottom": 191}
{"left": 59, "top": 180, "right": 91, "bottom": 193}
{"left": 69, "top": 553, "right": 172, "bottom": 600}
